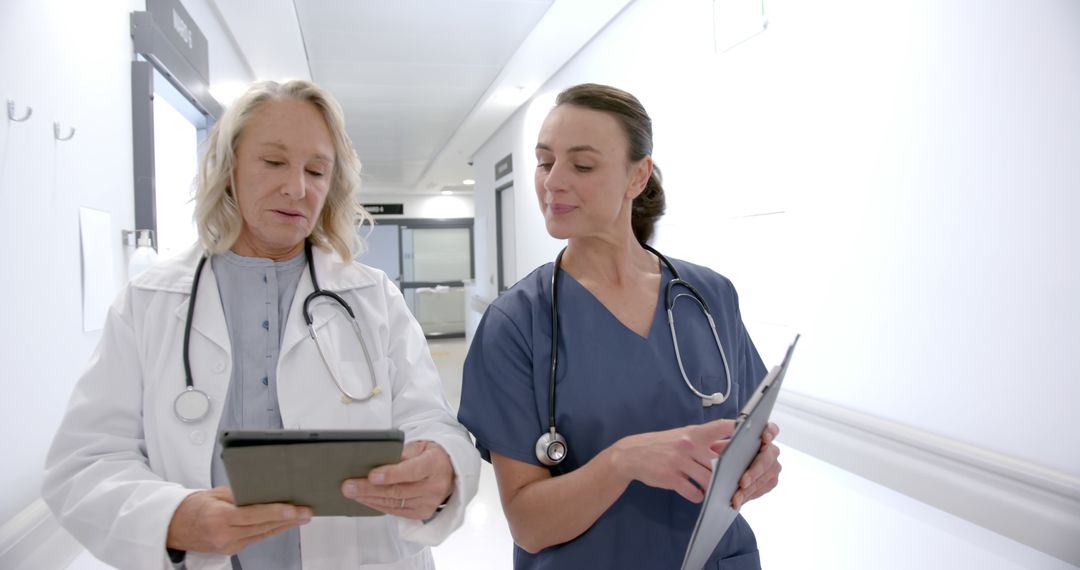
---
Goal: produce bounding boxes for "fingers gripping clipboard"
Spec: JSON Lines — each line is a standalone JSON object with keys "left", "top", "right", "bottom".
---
{"left": 681, "top": 335, "right": 799, "bottom": 570}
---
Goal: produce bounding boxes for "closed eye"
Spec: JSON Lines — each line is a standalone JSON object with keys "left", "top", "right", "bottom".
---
{"left": 306, "top": 169, "right": 325, "bottom": 177}
{"left": 263, "top": 159, "right": 285, "bottom": 167}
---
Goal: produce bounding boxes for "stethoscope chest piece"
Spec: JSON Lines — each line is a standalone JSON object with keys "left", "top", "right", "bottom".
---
{"left": 535, "top": 428, "right": 568, "bottom": 466}
{"left": 174, "top": 386, "right": 211, "bottom": 423}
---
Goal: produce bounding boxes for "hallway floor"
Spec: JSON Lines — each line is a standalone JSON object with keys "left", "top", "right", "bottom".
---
{"left": 68, "top": 338, "right": 1075, "bottom": 570}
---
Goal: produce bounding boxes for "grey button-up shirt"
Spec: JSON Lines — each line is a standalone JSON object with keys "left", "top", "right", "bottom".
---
{"left": 210, "top": 250, "right": 306, "bottom": 570}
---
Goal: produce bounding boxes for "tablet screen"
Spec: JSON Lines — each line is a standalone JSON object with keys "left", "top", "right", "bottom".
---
{"left": 221, "top": 429, "right": 404, "bottom": 516}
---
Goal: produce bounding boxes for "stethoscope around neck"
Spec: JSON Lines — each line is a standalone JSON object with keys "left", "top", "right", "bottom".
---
{"left": 173, "top": 241, "right": 381, "bottom": 423}
{"left": 534, "top": 244, "right": 733, "bottom": 466}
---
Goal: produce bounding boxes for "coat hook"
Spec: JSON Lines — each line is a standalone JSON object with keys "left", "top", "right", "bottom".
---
{"left": 54, "top": 122, "right": 76, "bottom": 141}
{"left": 7, "top": 100, "right": 33, "bottom": 122}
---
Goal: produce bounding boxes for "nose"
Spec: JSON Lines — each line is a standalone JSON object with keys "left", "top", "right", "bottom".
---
{"left": 281, "top": 166, "right": 307, "bottom": 200}
{"left": 542, "top": 161, "right": 568, "bottom": 194}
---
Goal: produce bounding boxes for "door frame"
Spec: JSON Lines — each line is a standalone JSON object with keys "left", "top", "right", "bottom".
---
{"left": 365, "top": 217, "right": 474, "bottom": 338}
{"left": 494, "top": 181, "right": 514, "bottom": 293}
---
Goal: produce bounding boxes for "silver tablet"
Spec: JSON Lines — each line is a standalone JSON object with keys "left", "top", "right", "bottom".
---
{"left": 681, "top": 335, "right": 799, "bottom": 570}
{"left": 220, "top": 429, "right": 404, "bottom": 517}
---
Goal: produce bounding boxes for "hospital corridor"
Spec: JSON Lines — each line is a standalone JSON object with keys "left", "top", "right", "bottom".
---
{"left": 2, "top": 0, "right": 1078, "bottom": 569}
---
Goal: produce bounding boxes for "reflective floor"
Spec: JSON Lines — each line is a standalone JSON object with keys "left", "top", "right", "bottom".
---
{"left": 426, "top": 338, "right": 516, "bottom": 568}
{"left": 68, "top": 338, "right": 1075, "bottom": 570}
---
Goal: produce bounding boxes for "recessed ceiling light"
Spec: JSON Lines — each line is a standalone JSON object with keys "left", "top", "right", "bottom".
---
{"left": 492, "top": 85, "right": 528, "bottom": 105}
{"left": 441, "top": 190, "right": 453, "bottom": 196}
{"left": 462, "top": 179, "right": 476, "bottom": 185}
{"left": 209, "top": 81, "right": 249, "bottom": 106}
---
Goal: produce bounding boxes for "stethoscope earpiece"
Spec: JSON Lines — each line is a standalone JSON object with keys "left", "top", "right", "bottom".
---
{"left": 701, "top": 392, "right": 727, "bottom": 408}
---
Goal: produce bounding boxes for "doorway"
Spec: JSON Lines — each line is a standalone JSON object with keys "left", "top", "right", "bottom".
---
{"left": 495, "top": 181, "right": 516, "bottom": 293}
{"left": 357, "top": 218, "right": 474, "bottom": 338}
{"left": 150, "top": 71, "right": 202, "bottom": 259}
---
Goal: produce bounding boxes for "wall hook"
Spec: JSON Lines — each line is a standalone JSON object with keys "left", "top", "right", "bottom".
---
{"left": 54, "top": 122, "right": 76, "bottom": 141}
{"left": 7, "top": 99, "right": 33, "bottom": 122}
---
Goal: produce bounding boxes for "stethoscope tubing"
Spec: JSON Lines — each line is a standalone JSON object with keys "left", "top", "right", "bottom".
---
{"left": 539, "top": 244, "right": 733, "bottom": 464}
{"left": 177, "top": 241, "right": 380, "bottom": 422}
{"left": 548, "top": 248, "right": 565, "bottom": 435}
{"left": 182, "top": 255, "right": 209, "bottom": 391}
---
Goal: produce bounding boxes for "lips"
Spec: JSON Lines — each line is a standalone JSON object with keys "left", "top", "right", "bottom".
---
{"left": 549, "top": 203, "right": 576, "bottom": 215}
{"left": 271, "top": 209, "right": 307, "bottom": 221}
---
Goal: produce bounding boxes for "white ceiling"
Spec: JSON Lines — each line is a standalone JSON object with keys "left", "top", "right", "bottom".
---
{"left": 210, "top": 0, "right": 634, "bottom": 195}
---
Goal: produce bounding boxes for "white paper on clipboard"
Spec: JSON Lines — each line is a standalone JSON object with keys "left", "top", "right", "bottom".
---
{"left": 681, "top": 335, "right": 799, "bottom": 570}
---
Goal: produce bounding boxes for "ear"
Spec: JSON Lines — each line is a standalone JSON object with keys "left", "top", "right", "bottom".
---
{"left": 626, "top": 156, "right": 653, "bottom": 201}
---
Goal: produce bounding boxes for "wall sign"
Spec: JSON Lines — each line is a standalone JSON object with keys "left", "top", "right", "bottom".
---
{"left": 363, "top": 203, "right": 404, "bottom": 215}
{"left": 495, "top": 154, "right": 513, "bottom": 180}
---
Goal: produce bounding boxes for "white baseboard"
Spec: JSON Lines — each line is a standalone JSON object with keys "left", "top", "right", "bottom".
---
{"left": 773, "top": 389, "right": 1080, "bottom": 567}
{"left": 0, "top": 499, "right": 84, "bottom": 570}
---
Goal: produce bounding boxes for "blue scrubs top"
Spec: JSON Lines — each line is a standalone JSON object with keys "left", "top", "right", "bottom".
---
{"left": 458, "top": 257, "right": 768, "bottom": 570}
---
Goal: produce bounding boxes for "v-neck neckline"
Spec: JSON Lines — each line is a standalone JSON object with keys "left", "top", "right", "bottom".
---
{"left": 557, "top": 262, "right": 669, "bottom": 341}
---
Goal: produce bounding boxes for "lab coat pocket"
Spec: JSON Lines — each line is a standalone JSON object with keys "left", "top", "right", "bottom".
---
{"left": 336, "top": 357, "right": 393, "bottom": 427}
{"left": 715, "top": 549, "right": 761, "bottom": 569}
{"left": 354, "top": 547, "right": 434, "bottom": 569}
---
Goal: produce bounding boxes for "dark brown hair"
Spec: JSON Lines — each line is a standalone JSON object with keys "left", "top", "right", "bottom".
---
{"left": 555, "top": 83, "right": 665, "bottom": 244}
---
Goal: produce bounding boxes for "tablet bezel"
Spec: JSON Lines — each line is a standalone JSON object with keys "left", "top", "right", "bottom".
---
{"left": 220, "top": 428, "right": 405, "bottom": 517}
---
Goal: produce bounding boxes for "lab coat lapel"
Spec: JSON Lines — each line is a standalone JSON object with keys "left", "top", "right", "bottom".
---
{"left": 281, "top": 255, "right": 319, "bottom": 357}
{"left": 171, "top": 260, "right": 230, "bottom": 354}
{"left": 280, "top": 245, "right": 378, "bottom": 357}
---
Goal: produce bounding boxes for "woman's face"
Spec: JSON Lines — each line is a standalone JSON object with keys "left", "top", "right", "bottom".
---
{"left": 534, "top": 104, "right": 650, "bottom": 242}
{"left": 231, "top": 98, "right": 335, "bottom": 260}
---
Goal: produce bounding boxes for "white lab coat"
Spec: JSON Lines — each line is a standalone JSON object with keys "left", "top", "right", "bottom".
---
{"left": 43, "top": 245, "right": 480, "bottom": 570}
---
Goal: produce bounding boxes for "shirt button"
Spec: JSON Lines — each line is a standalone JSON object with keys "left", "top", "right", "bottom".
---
{"left": 189, "top": 430, "right": 205, "bottom": 445}
{"left": 213, "top": 361, "right": 226, "bottom": 373}
{"left": 262, "top": 377, "right": 269, "bottom": 386}
{"left": 262, "top": 320, "right": 270, "bottom": 330}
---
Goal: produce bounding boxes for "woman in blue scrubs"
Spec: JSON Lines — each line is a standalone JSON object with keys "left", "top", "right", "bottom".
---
{"left": 458, "top": 83, "right": 781, "bottom": 569}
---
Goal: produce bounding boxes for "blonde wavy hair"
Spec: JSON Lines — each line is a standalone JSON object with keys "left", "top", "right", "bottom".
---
{"left": 194, "top": 79, "right": 371, "bottom": 261}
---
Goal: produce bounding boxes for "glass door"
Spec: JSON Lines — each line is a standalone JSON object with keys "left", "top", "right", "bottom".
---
{"left": 401, "top": 225, "right": 472, "bottom": 337}
{"left": 357, "top": 224, "right": 402, "bottom": 286}
{"left": 357, "top": 219, "right": 474, "bottom": 338}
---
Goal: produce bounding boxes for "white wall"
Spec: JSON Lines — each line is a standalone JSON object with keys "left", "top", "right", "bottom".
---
{"left": 362, "top": 192, "right": 475, "bottom": 221}
{"left": 469, "top": 125, "right": 525, "bottom": 305}
{"left": 475, "top": 0, "right": 1080, "bottom": 477}
{"left": 471, "top": 0, "right": 1080, "bottom": 560}
{"left": 0, "top": 0, "right": 250, "bottom": 527}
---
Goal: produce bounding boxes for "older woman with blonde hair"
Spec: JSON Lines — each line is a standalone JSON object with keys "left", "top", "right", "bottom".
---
{"left": 43, "top": 80, "right": 479, "bottom": 570}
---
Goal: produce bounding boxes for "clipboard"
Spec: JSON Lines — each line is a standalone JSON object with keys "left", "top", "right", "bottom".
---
{"left": 220, "top": 429, "right": 404, "bottom": 517}
{"left": 681, "top": 335, "right": 799, "bottom": 570}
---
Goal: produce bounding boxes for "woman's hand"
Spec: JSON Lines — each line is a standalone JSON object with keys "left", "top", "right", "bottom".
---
{"left": 341, "top": 440, "right": 455, "bottom": 520}
{"left": 611, "top": 418, "right": 737, "bottom": 503}
{"left": 166, "top": 487, "right": 312, "bottom": 555}
{"left": 725, "top": 422, "right": 781, "bottom": 510}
